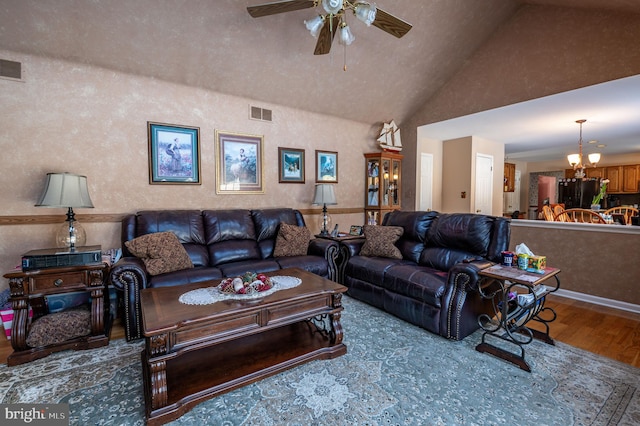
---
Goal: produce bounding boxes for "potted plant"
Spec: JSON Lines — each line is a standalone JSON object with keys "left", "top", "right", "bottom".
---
{"left": 591, "top": 179, "right": 609, "bottom": 210}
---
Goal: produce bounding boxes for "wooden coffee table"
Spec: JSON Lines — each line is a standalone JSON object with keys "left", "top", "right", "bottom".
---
{"left": 140, "top": 267, "right": 347, "bottom": 425}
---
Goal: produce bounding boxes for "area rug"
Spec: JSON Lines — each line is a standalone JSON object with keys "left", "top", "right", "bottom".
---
{"left": 1, "top": 296, "right": 638, "bottom": 425}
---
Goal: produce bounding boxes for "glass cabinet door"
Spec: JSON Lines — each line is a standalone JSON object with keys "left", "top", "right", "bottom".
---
{"left": 367, "top": 159, "right": 380, "bottom": 207}
{"left": 391, "top": 159, "right": 400, "bottom": 206}
{"left": 382, "top": 159, "right": 390, "bottom": 207}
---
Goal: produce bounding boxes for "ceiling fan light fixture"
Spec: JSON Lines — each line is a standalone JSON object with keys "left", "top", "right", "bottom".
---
{"left": 322, "top": 0, "right": 343, "bottom": 15}
{"left": 305, "top": 15, "right": 325, "bottom": 37}
{"left": 339, "top": 22, "right": 355, "bottom": 45}
{"left": 354, "top": 2, "right": 377, "bottom": 26}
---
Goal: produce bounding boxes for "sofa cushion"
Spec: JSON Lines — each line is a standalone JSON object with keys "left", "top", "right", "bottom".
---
{"left": 426, "top": 213, "right": 494, "bottom": 257}
{"left": 382, "top": 265, "right": 448, "bottom": 308}
{"left": 360, "top": 225, "right": 403, "bottom": 259}
{"left": 273, "top": 223, "right": 311, "bottom": 257}
{"left": 345, "top": 255, "right": 408, "bottom": 286}
{"left": 252, "top": 209, "right": 306, "bottom": 258}
{"left": 125, "top": 231, "right": 194, "bottom": 276}
{"left": 26, "top": 306, "right": 91, "bottom": 348}
{"left": 203, "top": 210, "right": 262, "bottom": 265}
{"left": 419, "top": 247, "right": 476, "bottom": 271}
{"left": 382, "top": 210, "right": 438, "bottom": 263}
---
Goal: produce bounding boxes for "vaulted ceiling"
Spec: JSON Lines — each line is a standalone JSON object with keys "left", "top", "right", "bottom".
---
{"left": 1, "top": 0, "right": 639, "bottom": 160}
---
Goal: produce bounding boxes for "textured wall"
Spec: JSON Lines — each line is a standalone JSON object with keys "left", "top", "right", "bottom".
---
{"left": 402, "top": 5, "right": 640, "bottom": 209}
{"left": 0, "top": 51, "right": 374, "bottom": 286}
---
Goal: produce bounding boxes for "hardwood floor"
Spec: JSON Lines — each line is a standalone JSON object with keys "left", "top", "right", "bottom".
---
{"left": 1, "top": 296, "right": 639, "bottom": 368}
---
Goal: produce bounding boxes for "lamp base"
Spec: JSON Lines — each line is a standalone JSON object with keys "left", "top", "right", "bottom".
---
{"left": 55, "top": 208, "right": 87, "bottom": 250}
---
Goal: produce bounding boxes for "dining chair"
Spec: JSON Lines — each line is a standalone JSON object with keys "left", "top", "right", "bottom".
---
{"left": 552, "top": 205, "right": 566, "bottom": 222}
{"left": 603, "top": 206, "right": 639, "bottom": 225}
{"left": 554, "top": 208, "right": 607, "bottom": 224}
{"left": 541, "top": 205, "right": 555, "bottom": 221}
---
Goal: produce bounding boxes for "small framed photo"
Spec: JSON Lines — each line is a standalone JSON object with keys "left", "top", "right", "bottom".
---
{"left": 147, "top": 122, "right": 201, "bottom": 184}
{"left": 278, "top": 147, "right": 305, "bottom": 183}
{"left": 316, "top": 150, "right": 338, "bottom": 183}
{"left": 349, "top": 225, "right": 363, "bottom": 236}
{"left": 216, "top": 130, "right": 264, "bottom": 194}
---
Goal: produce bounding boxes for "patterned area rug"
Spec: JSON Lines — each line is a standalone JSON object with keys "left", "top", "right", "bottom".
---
{"left": 1, "top": 296, "right": 638, "bottom": 425}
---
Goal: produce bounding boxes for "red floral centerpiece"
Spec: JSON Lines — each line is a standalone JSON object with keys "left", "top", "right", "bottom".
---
{"left": 218, "top": 272, "right": 273, "bottom": 295}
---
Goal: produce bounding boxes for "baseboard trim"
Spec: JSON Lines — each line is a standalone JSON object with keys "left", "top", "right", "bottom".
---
{"left": 554, "top": 289, "right": 640, "bottom": 314}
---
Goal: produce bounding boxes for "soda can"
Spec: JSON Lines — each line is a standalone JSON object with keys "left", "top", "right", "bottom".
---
{"left": 501, "top": 251, "right": 514, "bottom": 267}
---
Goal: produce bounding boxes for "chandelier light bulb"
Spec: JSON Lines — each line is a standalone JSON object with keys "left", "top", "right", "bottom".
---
{"left": 588, "top": 152, "right": 601, "bottom": 165}
{"left": 305, "top": 15, "right": 325, "bottom": 37}
{"left": 322, "top": 0, "right": 343, "bottom": 14}
{"left": 355, "top": 2, "right": 377, "bottom": 26}
{"left": 339, "top": 23, "right": 355, "bottom": 45}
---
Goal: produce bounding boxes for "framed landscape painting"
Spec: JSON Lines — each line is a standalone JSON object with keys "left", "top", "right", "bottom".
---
{"left": 216, "top": 131, "right": 264, "bottom": 194}
{"left": 278, "top": 147, "right": 305, "bottom": 183}
{"left": 315, "top": 150, "right": 338, "bottom": 183}
{"left": 147, "top": 122, "right": 201, "bottom": 184}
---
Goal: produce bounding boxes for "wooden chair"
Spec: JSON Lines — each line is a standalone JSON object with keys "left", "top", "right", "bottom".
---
{"left": 554, "top": 208, "right": 606, "bottom": 224}
{"left": 541, "top": 205, "right": 555, "bottom": 221}
{"left": 552, "top": 205, "right": 566, "bottom": 222}
{"left": 603, "top": 206, "right": 639, "bottom": 225}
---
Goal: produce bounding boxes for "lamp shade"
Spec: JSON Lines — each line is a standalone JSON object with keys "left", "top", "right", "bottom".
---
{"left": 35, "top": 173, "right": 94, "bottom": 208}
{"left": 312, "top": 184, "right": 337, "bottom": 206}
{"left": 588, "top": 152, "right": 601, "bottom": 165}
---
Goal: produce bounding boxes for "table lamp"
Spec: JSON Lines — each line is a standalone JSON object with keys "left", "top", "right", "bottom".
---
{"left": 312, "top": 183, "right": 337, "bottom": 236}
{"left": 35, "top": 172, "right": 94, "bottom": 251}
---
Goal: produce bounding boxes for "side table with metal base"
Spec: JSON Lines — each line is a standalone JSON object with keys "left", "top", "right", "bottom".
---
{"left": 475, "top": 264, "right": 560, "bottom": 372}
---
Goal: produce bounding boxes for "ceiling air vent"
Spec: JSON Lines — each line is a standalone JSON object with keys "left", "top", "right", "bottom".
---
{"left": 249, "top": 105, "right": 273, "bottom": 122}
{"left": 0, "top": 59, "right": 23, "bottom": 81}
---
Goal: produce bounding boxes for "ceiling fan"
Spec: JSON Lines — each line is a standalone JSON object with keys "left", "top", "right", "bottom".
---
{"left": 247, "top": 0, "right": 412, "bottom": 56}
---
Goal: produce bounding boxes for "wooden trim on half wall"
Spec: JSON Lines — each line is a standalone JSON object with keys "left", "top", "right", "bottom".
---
{"left": 0, "top": 208, "right": 364, "bottom": 226}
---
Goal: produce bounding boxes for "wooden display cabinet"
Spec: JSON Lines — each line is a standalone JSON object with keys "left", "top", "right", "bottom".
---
{"left": 365, "top": 152, "right": 403, "bottom": 225}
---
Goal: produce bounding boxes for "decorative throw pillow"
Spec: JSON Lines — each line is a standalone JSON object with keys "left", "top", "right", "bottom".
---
{"left": 273, "top": 223, "right": 311, "bottom": 257}
{"left": 360, "top": 225, "right": 404, "bottom": 259}
{"left": 26, "top": 306, "right": 91, "bottom": 348}
{"left": 125, "top": 231, "right": 194, "bottom": 276}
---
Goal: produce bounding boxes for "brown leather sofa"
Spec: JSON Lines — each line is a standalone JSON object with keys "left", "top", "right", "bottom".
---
{"left": 109, "top": 208, "right": 339, "bottom": 341}
{"left": 341, "top": 211, "right": 511, "bottom": 340}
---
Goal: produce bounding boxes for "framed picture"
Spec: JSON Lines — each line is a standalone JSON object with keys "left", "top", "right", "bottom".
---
{"left": 349, "top": 225, "right": 363, "bottom": 236}
{"left": 278, "top": 147, "right": 305, "bottom": 183}
{"left": 316, "top": 150, "right": 338, "bottom": 183}
{"left": 147, "top": 122, "right": 201, "bottom": 184}
{"left": 216, "top": 130, "right": 264, "bottom": 194}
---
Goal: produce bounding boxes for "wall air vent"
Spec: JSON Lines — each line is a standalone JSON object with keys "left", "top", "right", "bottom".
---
{"left": 0, "top": 59, "right": 23, "bottom": 81}
{"left": 249, "top": 105, "right": 273, "bottom": 122}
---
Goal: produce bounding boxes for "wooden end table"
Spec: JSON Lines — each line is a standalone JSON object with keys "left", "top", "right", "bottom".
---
{"left": 140, "top": 267, "right": 347, "bottom": 425}
{"left": 475, "top": 264, "right": 560, "bottom": 372}
{"left": 4, "top": 262, "right": 110, "bottom": 366}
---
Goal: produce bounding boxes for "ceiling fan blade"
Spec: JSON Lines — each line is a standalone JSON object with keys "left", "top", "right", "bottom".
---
{"left": 314, "top": 15, "right": 339, "bottom": 55}
{"left": 247, "top": 0, "right": 316, "bottom": 18}
{"left": 372, "top": 8, "right": 413, "bottom": 38}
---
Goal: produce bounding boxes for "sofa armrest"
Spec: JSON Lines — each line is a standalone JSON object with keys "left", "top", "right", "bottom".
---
{"left": 339, "top": 238, "right": 366, "bottom": 258}
{"left": 309, "top": 238, "right": 340, "bottom": 282}
{"left": 109, "top": 257, "right": 149, "bottom": 341}
{"left": 440, "top": 259, "right": 494, "bottom": 340}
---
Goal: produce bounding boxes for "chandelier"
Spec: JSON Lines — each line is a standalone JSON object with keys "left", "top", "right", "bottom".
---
{"left": 304, "top": 1, "right": 376, "bottom": 46}
{"left": 567, "top": 119, "right": 601, "bottom": 178}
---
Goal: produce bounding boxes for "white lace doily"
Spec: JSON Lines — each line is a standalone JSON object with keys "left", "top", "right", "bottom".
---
{"left": 179, "top": 275, "right": 303, "bottom": 305}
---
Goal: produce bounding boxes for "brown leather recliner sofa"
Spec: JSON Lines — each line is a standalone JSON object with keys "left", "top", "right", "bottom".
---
{"left": 109, "top": 208, "right": 339, "bottom": 341}
{"left": 341, "top": 210, "right": 511, "bottom": 340}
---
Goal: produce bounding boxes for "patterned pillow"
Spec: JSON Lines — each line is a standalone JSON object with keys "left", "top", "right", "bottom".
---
{"left": 26, "top": 306, "right": 91, "bottom": 348}
{"left": 360, "top": 225, "right": 404, "bottom": 259}
{"left": 125, "top": 231, "right": 194, "bottom": 276}
{"left": 273, "top": 223, "right": 311, "bottom": 257}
